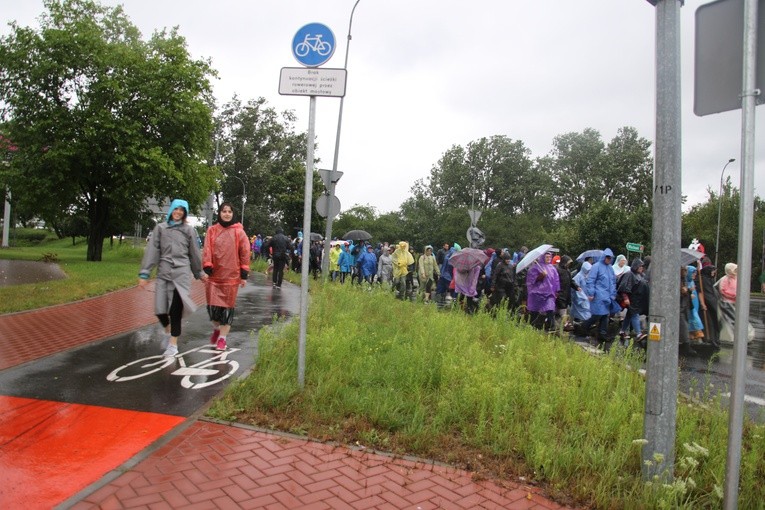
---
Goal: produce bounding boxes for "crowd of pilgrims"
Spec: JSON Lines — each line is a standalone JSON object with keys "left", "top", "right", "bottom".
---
{"left": 250, "top": 232, "right": 739, "bottom": 355}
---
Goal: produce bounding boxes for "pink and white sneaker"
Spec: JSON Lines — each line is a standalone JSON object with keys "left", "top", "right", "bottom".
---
{"left": 216, "top": 337, "right": 227, "bottom": 351}
{"left": 210, "top": 329, "right": 220, "bottom": 345}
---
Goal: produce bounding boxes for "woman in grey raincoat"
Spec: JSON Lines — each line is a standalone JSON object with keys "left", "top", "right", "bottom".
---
{"left": 377, "top": 245, "right": 394, "bottom": 285}
{"left": 139, "top": 199, "right": 205, "bottom": 357}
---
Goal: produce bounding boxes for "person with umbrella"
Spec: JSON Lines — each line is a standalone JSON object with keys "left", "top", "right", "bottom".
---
{"left": 581, "top": 248, "right": 618, "bottom": 344}
{"left": 525, "top": 250, "right": 560, "bottom": 331}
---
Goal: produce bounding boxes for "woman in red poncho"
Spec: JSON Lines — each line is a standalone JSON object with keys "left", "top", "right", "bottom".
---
{"left": 203, "top": 203, "right": 251, "bottom": 351}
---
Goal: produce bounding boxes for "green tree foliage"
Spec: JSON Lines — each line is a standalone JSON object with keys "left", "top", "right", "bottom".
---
{"left": 0, "top": 0, "right": 217, "bottom": 260}
{"left": 548, "top": 127, "right": 652, "bottom": 218}
{"left": 683, "top": 182, "right": 765, "bottom": 291}
{"left": 214, "top": 96, "right": 320, "bottom": 236}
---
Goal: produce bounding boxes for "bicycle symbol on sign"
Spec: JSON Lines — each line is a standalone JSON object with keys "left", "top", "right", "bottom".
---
{"left": 106, "top": 345, "right": 240, "bottom": 390}
{"left": 294, "top": 33, "right": 332, "bottom": 58}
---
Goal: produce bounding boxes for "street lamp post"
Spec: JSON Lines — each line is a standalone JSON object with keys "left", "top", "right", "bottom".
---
{"left": 714, "top": 158, "right": 736, "bottom": 269}
{"left": 322, "top": 0, "right": 362, "bottom": 276}
{"left": 229, "top": 175, "right": 246, "bottom": 229}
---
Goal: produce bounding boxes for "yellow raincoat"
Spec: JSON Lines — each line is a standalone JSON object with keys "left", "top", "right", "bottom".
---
{"left": 391, "top": 241, "right": 414, "bottom": 279}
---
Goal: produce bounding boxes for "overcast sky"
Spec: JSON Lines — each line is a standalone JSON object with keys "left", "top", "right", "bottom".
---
{"left": 3, "top": 0, "right": 763, "bottom": 216}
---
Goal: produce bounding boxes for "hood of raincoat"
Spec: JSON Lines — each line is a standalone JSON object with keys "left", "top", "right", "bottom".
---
{"left": 600, "top": 248, "right": 614, "bottom": 262}
{"left": 725, "top": 262, "right": 737, "bottom": 277}
{"left": 686, "top": 264, "right": 697, "bottom": 283}
{"left": 630, "top": 258, "right": 644, "bottom": 273}
{"left": 453, "top": 243, "right": 462, "bottom": 251}
{"left": 166, "top": 199, "right": 189, "bottom": 222}
{"left": 581, "top": 261, "right": 593, "bottom": 273}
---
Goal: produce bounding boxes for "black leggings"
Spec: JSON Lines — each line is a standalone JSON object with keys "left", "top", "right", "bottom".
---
{"left": 157, "top": 290, "right": 183, "bottom": 337}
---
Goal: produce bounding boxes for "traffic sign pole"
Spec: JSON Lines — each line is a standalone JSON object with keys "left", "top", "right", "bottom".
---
{"left": 643, "top": 0, "right": 683, "bottom": 483}
{"left": 297, "top": 96, "right": 317, "bottom": 389}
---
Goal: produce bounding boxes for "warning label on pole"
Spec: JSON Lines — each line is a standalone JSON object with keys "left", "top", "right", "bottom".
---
{"left": 648, "top": 322, "right": 662, "bottom": 342}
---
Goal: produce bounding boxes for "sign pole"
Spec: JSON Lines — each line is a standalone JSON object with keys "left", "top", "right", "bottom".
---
{"left": 297, "top": 95, "right": 316, "bottom": 388}
{"left": 724, "top": 0, "right": 759, "bottom": 505}
{"left": 643, "top": 0, "right": 683, "bottom": 482}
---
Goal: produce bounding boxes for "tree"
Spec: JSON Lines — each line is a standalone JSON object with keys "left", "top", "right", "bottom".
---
{"left": 547, "top": 127, "right": 652, "bottom": 218}
{"left": 214, "top": 96, "right": 317, "bottom": 235}
{"left": 0, "top": 0, "right": 217, "bottom": 260}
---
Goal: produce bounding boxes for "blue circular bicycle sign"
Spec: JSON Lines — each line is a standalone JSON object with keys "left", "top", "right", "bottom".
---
{"left": 292, "top": 22, "right": 335, "bottom": 67}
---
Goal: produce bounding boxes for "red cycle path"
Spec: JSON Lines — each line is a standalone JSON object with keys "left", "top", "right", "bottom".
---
{"left": 0, "top": 395, "right": 184, "bottom": 510}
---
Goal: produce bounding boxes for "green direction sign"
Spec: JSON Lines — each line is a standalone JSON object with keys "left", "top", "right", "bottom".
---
{"left": 626, "top": 242, "right": 644, "bottom": 253}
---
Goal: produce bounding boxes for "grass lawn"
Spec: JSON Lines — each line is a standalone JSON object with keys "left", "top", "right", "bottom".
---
{"left": 0, "top": 237, "right": 143, "bottom": 313}
{"left": 208, "top": 281, "right": 765, "bottom": 510}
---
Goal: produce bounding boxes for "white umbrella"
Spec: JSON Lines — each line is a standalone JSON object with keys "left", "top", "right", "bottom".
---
{"left": 680, "top": 248, "right": 705, "bottom": 266}
{"left": 516, "top": 244, "right": 554, "bottom": 272}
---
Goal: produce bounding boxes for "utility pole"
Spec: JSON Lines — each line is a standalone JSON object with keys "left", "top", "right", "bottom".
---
{"left": 643, "top": 0, "right": 683, "bottom": 482}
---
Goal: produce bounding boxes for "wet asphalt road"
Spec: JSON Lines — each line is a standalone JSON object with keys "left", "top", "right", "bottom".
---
{"left": 0, "top": 272, "right": 300, "bottom": 417}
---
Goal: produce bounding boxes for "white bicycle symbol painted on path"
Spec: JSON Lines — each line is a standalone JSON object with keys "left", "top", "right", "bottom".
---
{"left": 106, "top": 346, "right": 240, "bottom": 390}
{"left": 294, "top": 33, "right": 332, "bottom": 57}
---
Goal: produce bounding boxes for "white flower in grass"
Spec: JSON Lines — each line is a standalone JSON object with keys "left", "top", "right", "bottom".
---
{"left": 683, "top": 442, "right": 709, "bottom": 457}
{"left": 653, "top": 452, "right": 665, "bottom": 464}
{"left": 714, "top": 484, "right": 724, "bottom": 499}
{"left": 632, "top": 439, "right": 649, "bottom": 445}
{"left": 687, "top": 478, "right": 696, "bottom": 490}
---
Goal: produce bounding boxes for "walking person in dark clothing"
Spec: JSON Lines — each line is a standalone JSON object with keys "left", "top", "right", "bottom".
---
{"left": 488, "top": 251, "right": 516, "bottom": 313}
{"left": 698, "top": 258, "right": 720, "bottom": 348}
{"left": 554, "top": 255, "right": 575, "bottom": 324}
{"left": 617, "top": 258, "right": 649, "bottom": 346}
{"left": 436, "top": 243, "right": 449, "bottom": 266}
{"left": 269, "top": 227, "right": 292, "bottom": 289}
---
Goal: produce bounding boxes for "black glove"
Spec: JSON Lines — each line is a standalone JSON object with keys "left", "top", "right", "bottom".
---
{"left": 240, "top": 269, "right": 249, "bottom": 280}
{"left": 203, "top": 267, "right": 213, "bottom": 276}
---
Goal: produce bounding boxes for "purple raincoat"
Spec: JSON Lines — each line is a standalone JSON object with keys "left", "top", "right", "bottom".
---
{"left": 525, "top": 254, "right": 560, "bottom": 312}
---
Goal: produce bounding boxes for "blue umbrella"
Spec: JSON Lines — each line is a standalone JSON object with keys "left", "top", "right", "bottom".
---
{"left": 576, "top": 249, "right": 603, "bottom": 263}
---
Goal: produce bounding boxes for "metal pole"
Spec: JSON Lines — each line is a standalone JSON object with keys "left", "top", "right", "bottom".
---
{"left": 322, "top": 0, "right": 362, "bottom": 277}
{"left": 715, "top": 158, "right": 736, "bottom": 269}
{"left": 298, "top": 95, "right": 317, "bottom": 388}
{"left": 230, "top": 175, "right": 246, "bottom": 229}
{"left": 643, "top": 0, "right": 682, "bottom": 482}
{"left": 724, "top": 0, "right": 759, "bottom": 506}
{"left": 2, "top": 187, "right": 10, "bottom": 248}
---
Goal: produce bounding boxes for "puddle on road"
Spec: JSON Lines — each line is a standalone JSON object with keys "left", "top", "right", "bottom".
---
{"left": 0, "top": 259, "right": 67, "bottom": 287}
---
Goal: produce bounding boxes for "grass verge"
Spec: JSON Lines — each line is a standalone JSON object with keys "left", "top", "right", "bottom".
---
{"left": 0, "top": 237, "right": 143, "bottom": 313}
{"left": 208, "top": 281, "right": 765, "bottom": 509}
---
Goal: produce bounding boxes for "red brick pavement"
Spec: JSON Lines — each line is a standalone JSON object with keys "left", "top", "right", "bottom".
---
{"left": 0, "top": 280, "right": 205, "bottom": 371}
{"left": 72, "top": 420, "right": 574, "bottom": 510}
{"left": 2, "top": 282, "right": 578, "bottom": 510}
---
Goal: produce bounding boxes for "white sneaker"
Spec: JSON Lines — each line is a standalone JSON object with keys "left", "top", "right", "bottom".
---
{"left": 163, "top": 344, "right": 179, "bottom": 357}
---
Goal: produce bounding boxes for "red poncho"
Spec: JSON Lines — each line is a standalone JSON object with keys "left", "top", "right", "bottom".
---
{"left": 203, "top": 222, "right": 251, "bottom": 308}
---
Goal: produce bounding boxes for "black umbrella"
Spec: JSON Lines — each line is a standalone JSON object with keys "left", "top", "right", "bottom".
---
{"left": 309, "top": 232, "right": 323, "bottom": 241}
{"left": 342, "top": 229, "right": 372, "bottom": 241}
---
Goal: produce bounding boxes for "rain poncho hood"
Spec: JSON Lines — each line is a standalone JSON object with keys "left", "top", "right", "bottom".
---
{"left": 586, "top": 248, "right": 617, "bottom": 315}
{"left": 391, "top": 241, "right": 414, "bottom": 278}
{"left": 612, "top": 254, "right": 629, "bottom": 276}
{"left": 166, "top": 199, "right": 189, "bottom": 223}
{"left": 600, "top": 248, "right": 615, "bottom": 262}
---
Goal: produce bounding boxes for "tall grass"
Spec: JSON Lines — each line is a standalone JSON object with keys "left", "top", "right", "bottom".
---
{"left": 0, "top": 237, "right": 144, "bottom": 313}
{"left": 209, "top": 281, "right": 765, "bottom": 509}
